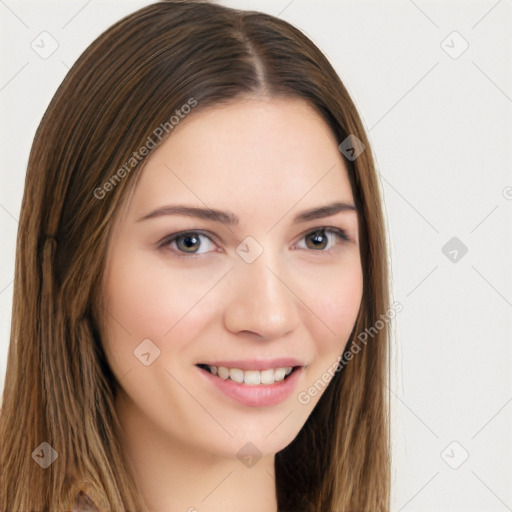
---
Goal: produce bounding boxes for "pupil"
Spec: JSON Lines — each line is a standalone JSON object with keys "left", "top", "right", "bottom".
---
{"left": 308, "top": 230, "right": 327, "bottom": 249}
{"left": 179, "top": 234, "right": 200, "bottom": 252}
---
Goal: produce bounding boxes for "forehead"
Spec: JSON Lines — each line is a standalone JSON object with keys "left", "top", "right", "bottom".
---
{"left": 126, "top": 97, "right": 354, "bottom": 223}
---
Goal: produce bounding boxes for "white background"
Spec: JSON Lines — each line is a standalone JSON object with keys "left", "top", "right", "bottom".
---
{"left": 1, "top": 1, "right": 511, "bottom": 510}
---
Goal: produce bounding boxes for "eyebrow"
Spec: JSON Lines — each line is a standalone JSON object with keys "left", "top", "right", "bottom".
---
{"left": 136, "top": 200, "right": 357, "bottom": 225}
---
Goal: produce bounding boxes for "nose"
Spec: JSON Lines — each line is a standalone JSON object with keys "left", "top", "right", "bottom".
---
{"left": 222, "top": 250, "right": 301, "bottom": 341}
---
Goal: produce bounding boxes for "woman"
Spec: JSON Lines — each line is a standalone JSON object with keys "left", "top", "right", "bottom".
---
{"left": 0, "top": 1, "right": 392, "bottom": 510}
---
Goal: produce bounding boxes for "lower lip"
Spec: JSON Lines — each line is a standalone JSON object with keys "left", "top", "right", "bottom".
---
{"left": 197, "top": 366, "right": 304, "bottom": 407}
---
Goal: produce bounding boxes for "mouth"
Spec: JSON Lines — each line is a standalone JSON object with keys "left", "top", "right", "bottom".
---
{"left": 196, "top": 363, "right": 301, "bottom": 386}
{"left": 195, "top": 361, "right": 305, "bottom": 407}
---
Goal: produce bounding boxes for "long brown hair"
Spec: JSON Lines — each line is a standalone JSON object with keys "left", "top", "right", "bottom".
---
{"left": 0, "top": 1, "right": 391, "bottom": 510}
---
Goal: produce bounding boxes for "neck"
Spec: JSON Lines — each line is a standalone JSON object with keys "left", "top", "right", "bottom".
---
{"left": 115, "top": 390, "right": 279, "bottom": 512}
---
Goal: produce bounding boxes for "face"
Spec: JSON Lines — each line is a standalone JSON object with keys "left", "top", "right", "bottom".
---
{"left": 100, "top": 97, "right": 363, "bottom": 460}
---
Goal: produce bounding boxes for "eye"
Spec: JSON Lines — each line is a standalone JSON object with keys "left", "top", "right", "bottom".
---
{"left": 158, "top": 230, "right": 218, "bottom": 257}
{"left": 158, "top": 227, "right": 350, "bottom": 258}
{"left": 296, "top": 227, "right": 349, "bottom": 252}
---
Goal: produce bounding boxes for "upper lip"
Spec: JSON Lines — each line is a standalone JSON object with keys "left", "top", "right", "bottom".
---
{"left": 197, "top": 357, "right": 304, "bottom": 371}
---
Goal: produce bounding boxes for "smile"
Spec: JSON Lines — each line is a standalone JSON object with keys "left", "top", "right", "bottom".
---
{"left": 195, "top": 362, "right": 305, "bottom": 407}
{"left": 197, "top": 364, "right": 298, "bottom": 385}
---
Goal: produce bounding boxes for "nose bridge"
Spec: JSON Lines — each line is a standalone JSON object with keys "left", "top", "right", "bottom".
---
{"left": 223, "top": 239, "right": 300, "bottom": 338}
{"left": 244, "top": 251, "right": 287, "bottom": 304}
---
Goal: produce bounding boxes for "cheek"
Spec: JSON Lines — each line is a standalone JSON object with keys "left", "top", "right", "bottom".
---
{"left": 293, "top": 260, "right": 363, "bottom": 409}
{"left": 100, "top": 246, "right": 225, "bottom": 370}
{"left": 298, "top": 255, "right": 363, "bottom": 356}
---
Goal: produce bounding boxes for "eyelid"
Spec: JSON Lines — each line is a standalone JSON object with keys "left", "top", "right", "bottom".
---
{"left": 157, "top": 226, "right": 351, "bottom": 258}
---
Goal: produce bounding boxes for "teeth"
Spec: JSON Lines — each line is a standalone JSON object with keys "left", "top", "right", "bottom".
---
{"left": 217, "top": 366, "right": 229, "bottom": 379}
{"left": 260, "top": 369, "right": 274, "bottom": 384}
{"left": 274, "top": 368, "right": 286, "bottom": 382}
{"left": 244, "top": 370, "right": 260, "bottom": 385}
{"left": 229, "top": 368, "right": 244, "bottom": 383}
{"left": 207, "top": 365, "right": 294, "bottom": 385}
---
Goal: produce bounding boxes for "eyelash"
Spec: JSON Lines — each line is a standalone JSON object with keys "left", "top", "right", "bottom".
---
{"left": 157, "top": 227, "right": 350, "bottom": 259}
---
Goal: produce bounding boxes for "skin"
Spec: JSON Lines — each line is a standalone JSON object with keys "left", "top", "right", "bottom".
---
{"left": 99, "top": 96, "right": 363, "bottom": 512}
